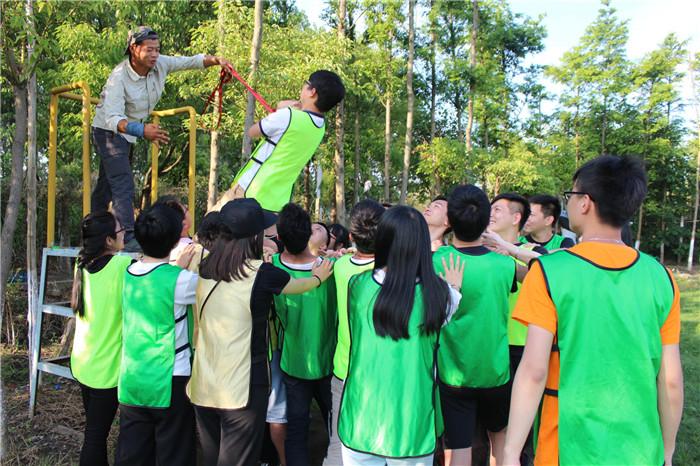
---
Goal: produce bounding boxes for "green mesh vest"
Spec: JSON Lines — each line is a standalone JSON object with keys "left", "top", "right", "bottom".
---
{"left": 233, "top": 108, "right": 325, "bottom": 212}
{"left": 519, "top": 234, "right": 568, "bottom": 251}
{"left": 332, "top": 254, "right": 375, "bottom": 380}
{"left": 538, "top": 250, "right": 673, "bottom": 465}
{"left": 71, "top": 255, "right": 131, "bottom": 388}
{"left": 508, "top": 243, "right": 535, "bottom": 346}
{"left": 338, "top": 271, "right": 441, "bottom": 458}
{"left": 433, "top": 246, "right": 513, "bottom": 387}
{"left": 119, "top": 263, "right": 182, "bottom": 408}
{"left": 272, "top": 254, "right": 337, "bottom": 379}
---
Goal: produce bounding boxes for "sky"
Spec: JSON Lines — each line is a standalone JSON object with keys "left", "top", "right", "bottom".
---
{"left": 296, "top": 0, "right": 700, "bottom": 123}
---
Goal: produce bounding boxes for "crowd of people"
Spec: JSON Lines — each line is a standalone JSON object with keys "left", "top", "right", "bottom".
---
{"left": 68, "top": 26, "right": 684, "bottom": 466}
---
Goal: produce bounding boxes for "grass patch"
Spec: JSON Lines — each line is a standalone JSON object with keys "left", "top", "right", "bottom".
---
{"left": 674, "top": 272, "right": 700, "bottom": 465}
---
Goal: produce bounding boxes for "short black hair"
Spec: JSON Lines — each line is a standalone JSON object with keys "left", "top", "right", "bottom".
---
{"left": 135, "top": 203, "right": 183, "bottom": 258}
{"left": 308, "top": 70, "right": 345, "bottom": 112}
{"left": 448, "top": 185, "right": 491, "bottom": 242}
{"left": 329, "top": 223, "right": 350, "bottom": 249}
{"left": 432, "top": 195, "right": 448, "bottom": 203}
{"left": 573, "top": 155, "right": 647, "bottom": 228}
{"left": 349, "top": 199, "right": 385, "bottom": 254}
{"left": 197, "top": 212, "right": 221, "bottom": 250}
{"left": 155, "top": 194, "right": 186, "bottom": 215}
{"left": 529, "top": 194, "right": 561, "bottom": 223}
{"left": 491, "top": 192, "right": 530, "bottom": 230}
{"left": 277, "top": 203, "right": 312, "bottom": 255}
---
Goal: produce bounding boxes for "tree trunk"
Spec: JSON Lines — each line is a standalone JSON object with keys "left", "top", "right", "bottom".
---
{"left": 429, "top": 0, "right": 437, "bottom": 141}
{"left": 688, "top": 55, "right": 700, "bottom": 270}
{"left": 1, "top": 84, "right": 28, "bottom": 316}
{"left": 314, "top": 161, "right": 323, "bottom": 219}
{"left": 333, "top": 0, "right": 347, "bottom": 224}
{"left": 635, "top": 205, "right": 643, "bottom": 250}
{"left": 383, "top": 96, "right": 392, "bottom": 202}
{"left": 208, "top": 0, "right": 226, "bottom": 208}
{"left": 304, "top": 162, "right": 312, "bottom": 212}
{"left": 241, "top": 0, "right": 264, "bottom": 160}
{"left": 660, "top": 191, "right": 667, "bottom": 264}
{"left": 465, "top": 0, "right": 478, "bottom": 154}
{"left": 400, "top": 0, "right": 415, "bottom": 204}
{"left": 26, "top": 0, "right": 39, "bottom": 371}
{"left": 208, "top": 88, "right": 220, "bottom": 210}
{"left": 600, "top": 95, "right": 608, "bottom": 155}
{"left": 354, "top": 108, "right": 361, "bottom": 204}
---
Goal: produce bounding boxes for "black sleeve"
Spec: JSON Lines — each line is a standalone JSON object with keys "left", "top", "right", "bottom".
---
{"left": 257, "top": 262, "right": 291, "bottom": 295}
{"left": 560, "top": 237, "right": 575, "bottom": 248}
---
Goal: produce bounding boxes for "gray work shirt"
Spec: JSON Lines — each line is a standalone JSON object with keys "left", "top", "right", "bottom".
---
{"left": 92, "top": 54, "right": 205, "bottom": 143}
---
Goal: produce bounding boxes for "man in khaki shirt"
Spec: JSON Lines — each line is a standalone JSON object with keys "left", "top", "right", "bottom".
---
{"left": 92, "top": 26, "right": 230, "bottom": 251}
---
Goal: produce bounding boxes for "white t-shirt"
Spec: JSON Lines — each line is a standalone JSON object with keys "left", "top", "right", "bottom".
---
{"left": 237, "top": 108, "right": 325, "bottom": 190}
{"left": 128, "top": 260, "right": 198, "bottom": 376}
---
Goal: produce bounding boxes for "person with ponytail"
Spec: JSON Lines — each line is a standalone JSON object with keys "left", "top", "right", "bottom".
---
{"left": 70, "top": 211, "right": 129, "bottom": 466}
{"left": 338, "top": 206, "right": 465, "bottom": 466}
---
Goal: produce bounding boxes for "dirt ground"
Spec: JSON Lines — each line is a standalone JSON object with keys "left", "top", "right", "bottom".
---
{"left": 1, "top": 345, "right": 331, "bottom": 466}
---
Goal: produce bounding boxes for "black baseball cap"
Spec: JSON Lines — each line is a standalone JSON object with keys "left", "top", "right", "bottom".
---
{"left": 220, "top": 199, "right": 277, "bottom": 239}
{"left": 124, "top": 26, "right": 159, "bottom": 55}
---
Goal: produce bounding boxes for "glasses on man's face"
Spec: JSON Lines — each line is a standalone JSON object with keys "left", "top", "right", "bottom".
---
{"left": 115, "top": 227, "right": 126, "bottom": 235}
{"left": 562, "top": 191, "right": 593, "bottom": 203}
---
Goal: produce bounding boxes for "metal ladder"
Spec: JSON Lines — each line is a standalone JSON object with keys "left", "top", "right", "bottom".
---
{"left": 28, "top": 247, "right": 79, "bottom": 416}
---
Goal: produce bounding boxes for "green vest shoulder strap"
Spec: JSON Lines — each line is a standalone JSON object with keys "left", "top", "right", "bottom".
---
{"left": 537, "top": 250, "right": 673, "bottom": 465}
{"left": 119, "top": 263, "right": 182, "bottom": 408}
{"left": 235, "top": 109, "right": 325, "bottom": 212}
{"left": 338, "top": 271, "right": 440, "bottom": 458}
{"left": 544, "top": 234, "right": 565, "bottom": 250}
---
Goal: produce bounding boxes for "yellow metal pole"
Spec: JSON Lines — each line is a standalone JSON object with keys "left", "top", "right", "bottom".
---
{"left": 80, "top": 83, "right": 92, "bottom": 216}
{"left": 187, "top": 108, "right": 196, "bottom": 236}
{"left": 150, "top": 115, "right": 161, "bottom": 204}
{"left": 47, "top": 94, "right": 59, "bottom": 246}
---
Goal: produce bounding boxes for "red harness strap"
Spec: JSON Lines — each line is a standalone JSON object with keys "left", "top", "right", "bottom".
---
{"left": 202, "top": 64, "right": 275, "bottom": 129}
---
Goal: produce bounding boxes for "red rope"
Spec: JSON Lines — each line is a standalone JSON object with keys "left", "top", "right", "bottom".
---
{"left": 202, "top": 64, "right": 275, "bottom": 130}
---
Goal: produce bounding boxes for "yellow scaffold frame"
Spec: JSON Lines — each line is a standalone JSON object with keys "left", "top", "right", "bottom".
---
{"left": 47, "top": 82, "right": 197, "bottom": 245}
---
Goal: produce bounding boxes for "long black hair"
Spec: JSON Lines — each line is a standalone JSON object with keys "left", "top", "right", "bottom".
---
{"left": 71, "top": 211, "right": 117, "bottom": 317}
{"left": 372, "top": 206, "right": 449, "bottom": 340}
{"left": 199, "top": 223, "right": 264, "bottom": 282}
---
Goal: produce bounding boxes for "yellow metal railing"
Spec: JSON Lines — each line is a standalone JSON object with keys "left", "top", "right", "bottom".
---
{"left": 47, "top": 82, "right": 198, "bottom": 245}
{"left": 149, "top": 106, "right": 197, "bottom": 237}
{"left": 48, "top": 82, "right": 97, "bottom": 246}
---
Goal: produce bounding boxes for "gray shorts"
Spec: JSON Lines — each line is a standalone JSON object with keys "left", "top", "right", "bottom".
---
{"left": 266, "top": 350, "right": 287, "bottom": 423}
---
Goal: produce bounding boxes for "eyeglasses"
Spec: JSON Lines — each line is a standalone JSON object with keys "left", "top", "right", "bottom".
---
{"left": 304, "top": 80, "right": 313, "bottom": 89}
{"left": 115, "top": 227, "right": 126, "bottom": 235}
{"left": 562, "top": 191, "right": 593, "bottom": 203}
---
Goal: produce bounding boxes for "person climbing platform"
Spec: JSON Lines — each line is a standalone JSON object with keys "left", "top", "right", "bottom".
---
{"left": 91, "top": 26, "right": 231, "bottom": 251}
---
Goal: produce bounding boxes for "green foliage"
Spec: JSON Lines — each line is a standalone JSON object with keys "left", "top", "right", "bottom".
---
{"left": 2, "top": 0, "right": 699, "bottom": 266}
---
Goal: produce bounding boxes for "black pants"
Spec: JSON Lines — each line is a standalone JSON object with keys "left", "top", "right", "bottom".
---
{"left": 283, "top": 374, "right": 332, "bottom": 466}
{"left": 193, "top": 385, "right": 268, "bottom": 466}
{"left": 91, "top": 127, "right": 135, "bottom": 239}
{"left": 115, "top": 376, "right": 196, "bottom": 466}
{"left": 79, "top": 383, "right": 119, "bottom": 466}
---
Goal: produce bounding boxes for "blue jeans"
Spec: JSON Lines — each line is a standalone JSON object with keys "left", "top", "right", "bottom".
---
{"left": 91, "top": 127, "right": 135, "bottom": 238}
